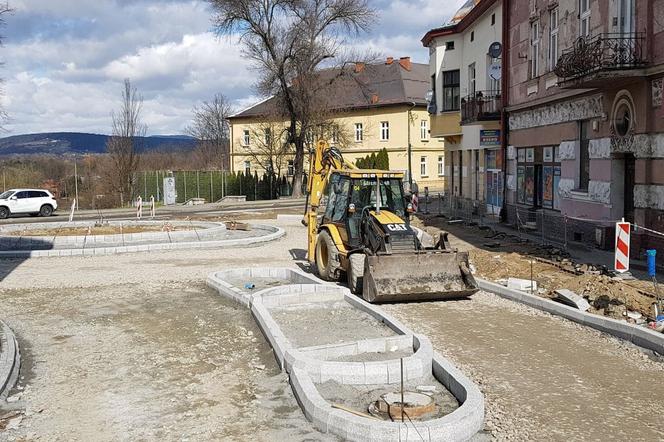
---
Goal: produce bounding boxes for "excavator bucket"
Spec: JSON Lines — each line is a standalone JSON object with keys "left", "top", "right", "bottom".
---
{"left": 362, "top": 251, "right": 479, "bottom": 303}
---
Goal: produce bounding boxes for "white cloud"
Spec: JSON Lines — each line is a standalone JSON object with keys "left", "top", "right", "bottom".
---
{"left": 0, "top": 0, "right": 466, "bottom": 135}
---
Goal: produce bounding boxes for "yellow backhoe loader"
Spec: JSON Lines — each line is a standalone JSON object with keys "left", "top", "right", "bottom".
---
{"left": 303, "top": 140, "right": 479, "bottom": 303}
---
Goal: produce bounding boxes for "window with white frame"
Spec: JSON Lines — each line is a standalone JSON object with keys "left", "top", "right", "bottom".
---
{"left": 420, "top": 156, "right": 428, "bottom": 177}
{"left": 305, "top": 128, "right": 314, "bottom": 145}
{"left": 264, "top": 128, "right": 271, "bottom": 145}
{"left": 438, "top": 155, "right": 444, "bottom": 176}
{"left": 468, "top": 63, "right": 476, "bottom": 95}
{"left": 380, "top": 121, "right": 390, "bottom": 141}
{"left": 580, "top": 0, "right": 591, "bottom": 37}
{"left": 243, "top": 129, "right": 250, "bottom": 146}
{"left": 549, "top": 8, "right": 559, "bottom": 70}
{"left": 287, "top": 160, "right": 294, "bottom": 176}
{"left": 355, "top": 123, "right": 363, "bottom": 142}
{"left": 244, "top": 160, "right": 251, "bottom": 174}
{"left": 420, "top": 120, "right": 429, "bottom": 140}
{"left": 530, "top": 20, "right": 540, "bottom": 78}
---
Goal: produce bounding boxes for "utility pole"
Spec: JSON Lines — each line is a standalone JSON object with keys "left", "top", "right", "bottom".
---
{"left": 74, "top": 160, "right": 79, "bottom": 210}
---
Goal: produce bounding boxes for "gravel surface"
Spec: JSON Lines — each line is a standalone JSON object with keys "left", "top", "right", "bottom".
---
{"left": 383, "top": 291, "right": 664, "bottom": 441}
{"left": 1, "top": 218, "right": 663, "bottom": 441}
{"left": 270, "top": 301, "right": 396, "bottom": 348}
{"left": 0, "top": 221, "right": 336, "bottom": 441}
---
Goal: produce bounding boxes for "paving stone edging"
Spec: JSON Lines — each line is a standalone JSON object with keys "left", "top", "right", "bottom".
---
{"left": 0, "top": 224, "right": 285, "bottom": 258}
{"left": 0, "top": 320, "right": 20, "bottom": 401}
{"left": 208, "top": 269, "right": 485, "bottom": 441}
{"left": 477, "top": 278, "right": 664, "bottom": 355}
{"left": 0, "top": 221, "right": 226, "bottom": 249}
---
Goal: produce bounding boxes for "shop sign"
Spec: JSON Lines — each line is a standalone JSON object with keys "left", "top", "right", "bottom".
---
{"left": 480, "top": 129, "right": 501, "bottom": 146}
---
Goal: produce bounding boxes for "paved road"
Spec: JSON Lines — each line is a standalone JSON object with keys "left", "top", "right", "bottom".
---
{"left": 0, "top": 198, "right": 306, "bottom": 225}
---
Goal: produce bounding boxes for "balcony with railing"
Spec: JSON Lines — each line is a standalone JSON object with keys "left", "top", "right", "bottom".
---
{"left": 554, "top": 33, "right": 647, "bottom": 88}
{"left": 460, "top": 91, "right": 502, "bottom": 125}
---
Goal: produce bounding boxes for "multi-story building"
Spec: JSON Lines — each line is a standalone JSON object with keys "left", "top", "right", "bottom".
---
{"left": 504, "top": 0, "right": 664, "bottom": 252}
{"left": 227, "top": 58, "right": 446, "bottom": 190}
{"left": 423, "top": 0, "right": 504, "bottom": 214}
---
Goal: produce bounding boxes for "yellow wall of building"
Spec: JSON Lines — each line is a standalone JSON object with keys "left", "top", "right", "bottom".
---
{"left": 229, "top": 105, "right": 447, "bottom": 190}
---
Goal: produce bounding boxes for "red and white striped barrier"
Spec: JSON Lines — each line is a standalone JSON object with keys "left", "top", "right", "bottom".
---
{"left": 615, "top": 220, "right": 631, "bottom": 273}
{"left": 411, "top": 194, "right": 419, "bottom": 213}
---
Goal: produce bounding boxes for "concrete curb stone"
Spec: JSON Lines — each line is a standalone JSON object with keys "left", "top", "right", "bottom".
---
{"left": 0, "top": 320, "right": 20, "bottom": 401}
{"left": 225, "top": 277, "right": 485, "bottom": 441}
{"left": 0, "top": 224, "right": 285, "bottom": 258}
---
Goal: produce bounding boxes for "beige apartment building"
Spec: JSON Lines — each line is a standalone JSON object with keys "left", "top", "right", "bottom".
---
{"left": 228, "top": 58, "right": 446, "bottom": 190}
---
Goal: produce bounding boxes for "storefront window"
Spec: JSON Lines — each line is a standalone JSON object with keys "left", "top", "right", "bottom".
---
{"left": 516, "top": 146, "right": 561, "bottom": 210}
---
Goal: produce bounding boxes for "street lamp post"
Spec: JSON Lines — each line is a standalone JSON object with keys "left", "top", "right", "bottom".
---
{"left": 407, "top": 102, "right": 417, "bottom": 188}
{"left": 74, "top": 159, "right": 79, "bottom": 210}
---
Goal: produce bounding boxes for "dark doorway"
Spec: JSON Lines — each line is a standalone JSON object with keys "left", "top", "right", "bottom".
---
{"left": 624, "top": 154, "right": 635, "bottom": 222}
{"left": 534, "top": 164, "right": 543, "bottom": 208}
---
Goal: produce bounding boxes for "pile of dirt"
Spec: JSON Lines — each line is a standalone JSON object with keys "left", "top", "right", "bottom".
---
{"left": 413, "top": 217, "right": 659, "bottom": 322}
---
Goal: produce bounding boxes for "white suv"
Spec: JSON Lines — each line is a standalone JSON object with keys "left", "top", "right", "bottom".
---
{"left": 0, "top": 189, "right": 58, "bottom": 219}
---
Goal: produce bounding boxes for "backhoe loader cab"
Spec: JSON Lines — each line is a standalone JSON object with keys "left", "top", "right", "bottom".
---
{"left": 304, "top": 141, "right": 478, "bottom": 303}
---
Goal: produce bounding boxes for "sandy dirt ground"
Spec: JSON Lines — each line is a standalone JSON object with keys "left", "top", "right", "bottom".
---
{"left": 0, "top": 218, "right": 663, "bottom": 441}
{"left": 414, "top": 216, "right": 661, "bottom": 321}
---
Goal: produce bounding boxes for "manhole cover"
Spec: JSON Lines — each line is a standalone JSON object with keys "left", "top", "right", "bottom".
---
{"left": 368, "top": 391, "right": 436, "bottom": 421}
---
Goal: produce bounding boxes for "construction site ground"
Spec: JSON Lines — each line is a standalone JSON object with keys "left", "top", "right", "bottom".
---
{"left": 413, "top": 215, "right": 661, "bottom": 323}
{"left": 0, "top": 215, "right": 662, "bottom": 441}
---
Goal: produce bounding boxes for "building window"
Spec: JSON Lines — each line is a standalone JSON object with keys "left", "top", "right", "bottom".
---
{"left": 331, "top": 125, "right": 339, "bottom": 143}
{"left": 491, "top": 13, "right": 496, "bottom": 26}
{"left": 287, "top": 160, "right": 294, "bottom": 176}
{"left": 470, "top": 31, "right": 475, "bottom": 42}
{"left": 420, "top": 156, "right": 428, "bottom": 177}
{"left": 469, "top": 63, "right": 476, "bottom": 96}
{"left": 380, "top": 121, "right": 390, "bottom": 141}
{"left": 580, "top": 0, "right": 591, "bottom": 37}
{"left": 442, "top": 70, "right": 460, "bottom": 111}
{"left": 488, "top": 56, "right": 501, "bottom": 92}
{"left": 420, "top": 120, "right": 429, "bottom": 140}
{"left": 549, "top": 8, "right": 559, "bottom": 70}
{"left": 530, "top": 20, "right": 540, "bottom": 78}
{"left": 355, "top": 123, "right": 363, "bottom": 142}
{"left": 264, "top": 128, "right": 271, "bottom": 145}
{"left": 244, "top": 160, "right": 251, "bottom": 175}
{"left": 243, "top": 129, "right": 250, "bottom": 146}
{"left": 446, "top": 41, "right": 455, "bottom": 51}
{"left": 438, "top": 156, "right": 444, "bottom": 176}
{"left": 579, "top": 121, "right": 590, "bottom": 191}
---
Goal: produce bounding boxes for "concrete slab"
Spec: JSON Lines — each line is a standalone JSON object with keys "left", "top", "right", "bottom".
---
{"left": 554, "top": 289, "right": 591, "bottom": 312}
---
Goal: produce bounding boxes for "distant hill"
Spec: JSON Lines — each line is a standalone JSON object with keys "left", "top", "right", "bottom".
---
{"left": 0, "top": 132, "right": 197, "bottom": 156}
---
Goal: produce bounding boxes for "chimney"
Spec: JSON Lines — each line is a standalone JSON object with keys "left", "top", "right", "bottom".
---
{"left": 354, "top": 62, "right": 365, "bottom": 73}
{"left": 399, "top": 57, "right": 412, "bottom": 71}
{"left": 386, "top": 57, "right": 394, "bottom": 65}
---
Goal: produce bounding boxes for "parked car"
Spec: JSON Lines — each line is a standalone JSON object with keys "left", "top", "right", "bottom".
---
{"left": 0, "top": 189, "right": 58, "bottom": 219}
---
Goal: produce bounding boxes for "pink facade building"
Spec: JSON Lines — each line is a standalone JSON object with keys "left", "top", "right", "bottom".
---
{"left": 504, "top": 0, "right": 664, "bottom": 253}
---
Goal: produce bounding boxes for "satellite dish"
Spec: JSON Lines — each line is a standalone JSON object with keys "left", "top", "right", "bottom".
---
{"left": 488, "top": 42, "right": 502, "bottom": 59}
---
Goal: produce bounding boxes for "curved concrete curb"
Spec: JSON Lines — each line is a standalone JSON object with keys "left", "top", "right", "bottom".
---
{"left": 0, "top": 320, "right": 20, "bottom": 401}
{"left": 0, "top": 224, "right": 285, "bottom": 258}
{"left": 478, "top": 278, "right": 664, "bottom": 355}
{"left": 249, "top": 284, "right": 484, "bottom": 441}
{"left": 206, "top": 267, "right": 325, "bottom": 308}
{"left": 207, "top": 270, "right": 485, "bottom": 440}
{"left": 0, "top": 220, "right": 226, "bottom": 249}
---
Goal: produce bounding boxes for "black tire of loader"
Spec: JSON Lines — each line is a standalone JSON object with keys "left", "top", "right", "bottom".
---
{"left": 347, "top": 253, "right": 365, "bottom": 295}
{"left": 315, "top": 230, "right": 339, "bottom": 281}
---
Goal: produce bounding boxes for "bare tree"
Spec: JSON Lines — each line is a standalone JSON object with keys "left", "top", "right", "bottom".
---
{"left": 105, "top": 79, "right": 146, "bottom": 206}
{"left": 0, "top": 4, "right": 13, "bottom": 130}
{"left": 208, "top": 0, "right": 376, "bottom": 197}
{"left": 186, "top": 93, "right": 232, "bottom": 171}
{"left": 245, "top": 121, "right": 293, "bottom": 178}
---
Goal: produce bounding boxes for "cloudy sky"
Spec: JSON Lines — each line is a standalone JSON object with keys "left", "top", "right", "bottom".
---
{"left": 2, "top": 0, "right": 465, "bottom": 135}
